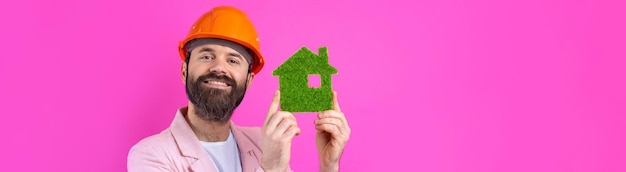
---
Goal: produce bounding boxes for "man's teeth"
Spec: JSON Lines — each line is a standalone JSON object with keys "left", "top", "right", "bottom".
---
{"left": 208, "top": 80, "right": 227, "bottom": 86}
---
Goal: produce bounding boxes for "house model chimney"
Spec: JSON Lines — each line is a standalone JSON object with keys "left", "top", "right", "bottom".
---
{"left": 319, "top": 47, "right": 328, "bottom": 64}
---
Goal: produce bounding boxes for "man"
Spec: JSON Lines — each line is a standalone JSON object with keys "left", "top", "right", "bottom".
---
{"left": 127, "top": 6, "right": 351, "bottom": 172}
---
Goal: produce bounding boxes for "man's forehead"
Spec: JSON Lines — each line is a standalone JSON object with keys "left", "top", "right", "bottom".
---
{"left": 187, "top": 38, "right": 252, "bottom": 62}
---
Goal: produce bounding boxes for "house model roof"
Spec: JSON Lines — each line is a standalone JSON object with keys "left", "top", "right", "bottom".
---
{"left": 273, "top": 47, "right": 337, "bottom": 75}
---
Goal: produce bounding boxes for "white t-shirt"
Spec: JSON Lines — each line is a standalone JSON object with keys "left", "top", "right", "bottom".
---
{"left": 200, "top": 131, "right": 243, "bottom": 172}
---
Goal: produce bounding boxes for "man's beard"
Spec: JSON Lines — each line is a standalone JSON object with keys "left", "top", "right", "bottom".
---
{"left": 186, "top": 72, "right": 247, "bottom": 124}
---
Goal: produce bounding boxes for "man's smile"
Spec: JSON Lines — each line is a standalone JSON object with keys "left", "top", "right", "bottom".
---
{"left": 204, "top": 78, "right": 231, "bottom": 89}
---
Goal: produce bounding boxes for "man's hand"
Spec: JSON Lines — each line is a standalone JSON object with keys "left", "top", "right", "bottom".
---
{"left": 261, "top": 90, "right": 300, "bottom": 172}
{"left": 315, "top": 91, "right": 351, "bottom": 172}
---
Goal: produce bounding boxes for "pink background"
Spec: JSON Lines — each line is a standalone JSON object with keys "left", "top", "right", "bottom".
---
{"left": 1, "top": 0, "right": 625, "bottom": 171}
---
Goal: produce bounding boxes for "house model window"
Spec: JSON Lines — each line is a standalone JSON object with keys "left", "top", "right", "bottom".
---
{"left": 273, "top": 47, "right": 337, "bottom": 112}
{"left": 308, "top": 74, "right": 321, "bottom": 88}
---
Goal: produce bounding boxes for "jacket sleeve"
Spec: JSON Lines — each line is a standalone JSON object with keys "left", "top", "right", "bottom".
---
{"left": 127, "top": 143, "right": 173, "bottom": 172}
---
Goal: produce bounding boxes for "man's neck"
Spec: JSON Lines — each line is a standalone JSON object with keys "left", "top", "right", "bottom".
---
{"left": 185, "top": 105, "right": 231, "bottom": 142}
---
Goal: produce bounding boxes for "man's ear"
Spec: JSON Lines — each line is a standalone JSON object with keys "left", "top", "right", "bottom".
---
{"left": 245, "top": 73, "right": 255, "bottom": 91}
{"left": 181, "top": 62, "right": 187, "bottom": 84}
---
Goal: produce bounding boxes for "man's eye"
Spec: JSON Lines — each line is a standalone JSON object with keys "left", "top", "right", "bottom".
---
{"left": 229, "top": 59, "right": 239, "bottom": 64}
{"left": 201, "top": 55, "right": 213, "bottom": 59}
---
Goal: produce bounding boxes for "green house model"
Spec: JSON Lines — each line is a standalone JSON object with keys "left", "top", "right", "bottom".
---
{"left": 272, "top": 47, "right": 337, "bottom": 112}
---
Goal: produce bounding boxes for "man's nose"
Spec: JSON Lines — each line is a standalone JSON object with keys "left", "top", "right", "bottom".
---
{"left": 208, "top": 58, "right": 227, "bottom": 74}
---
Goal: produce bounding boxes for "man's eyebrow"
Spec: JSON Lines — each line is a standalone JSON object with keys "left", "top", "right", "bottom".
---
{"left": 197, "top": 47, "right": 245, "bottom": 61}
{"left": 227, "top": 52, "right": 244, "bottom": 61}
{"left": 198, "top": 47, "right": 214, "bottom": 53}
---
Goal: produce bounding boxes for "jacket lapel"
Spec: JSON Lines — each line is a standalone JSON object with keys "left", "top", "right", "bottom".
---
{"left": 231, "top": 122, "right": 263, "bottom": 172}
{"left": 171, "top": 107, "right": 217, "bottom": 172}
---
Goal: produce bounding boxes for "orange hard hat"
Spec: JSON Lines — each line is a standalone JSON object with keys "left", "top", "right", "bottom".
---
{"left": 178, "top": 6, "right": 264, "bottom": 74}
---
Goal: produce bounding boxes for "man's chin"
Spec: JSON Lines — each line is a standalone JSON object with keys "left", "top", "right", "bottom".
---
{"left": 205, "top": 87, "right": 231, "bottom": 96}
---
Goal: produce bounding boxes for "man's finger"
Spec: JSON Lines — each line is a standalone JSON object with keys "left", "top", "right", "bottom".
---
{"left": 332, "top": 91, "right": 341, "bottom": 111}
{"left": 265, "top": 90, "right": 281, "bottom": 126}
{"left": 274, "top": 116, "right": 296, "bottom": 135}
{"left": 265, "top": 111, "right": 295, "bottom": 135}
{"left": 314, "top": 118, "right": 344, "bottom": 134}
{"left": 316, "top": 123, "right": 342, "bottom": 136}
{"left": 318, "top": 111, "right": 346, "bottom": 121}
{"left": 286, "top": 126, "right": 301, "bottom": 137}
{"left": 318, "top": 111, "right": 350, "bottom": 133}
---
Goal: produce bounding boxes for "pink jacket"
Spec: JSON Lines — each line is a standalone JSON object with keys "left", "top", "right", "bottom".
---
{"left": 128, "top": 108, "right": 265, "bottom": 172}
